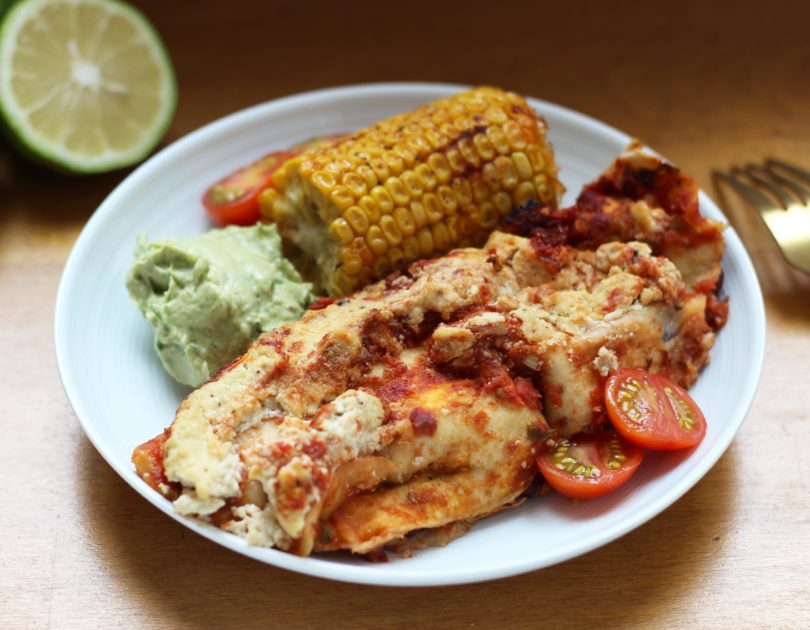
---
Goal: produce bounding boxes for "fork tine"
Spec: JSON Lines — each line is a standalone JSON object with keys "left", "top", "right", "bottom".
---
{"left": 711, "top": 169, "right": 775, "bottom": 214}
{"left": 741, "top": 165, "right": 793, "bottom": 209}
{"left": 761, "top": 162, "right": 810, "bottom": 206}
{"left": 766, "top": 158, "right": 810, "bottom": 185}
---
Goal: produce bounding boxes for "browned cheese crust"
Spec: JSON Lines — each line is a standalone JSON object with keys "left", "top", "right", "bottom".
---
{"left": 132, "top": 148, "right": 726, "bottom": 557}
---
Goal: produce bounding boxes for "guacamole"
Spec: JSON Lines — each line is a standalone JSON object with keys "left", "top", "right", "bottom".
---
{"left": 127, "top": 223, "right": 314, "bottom": 387}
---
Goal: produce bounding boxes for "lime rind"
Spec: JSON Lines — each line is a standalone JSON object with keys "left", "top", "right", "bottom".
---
{"left": 0, "top": 0, "right": 177, "bottom": 174}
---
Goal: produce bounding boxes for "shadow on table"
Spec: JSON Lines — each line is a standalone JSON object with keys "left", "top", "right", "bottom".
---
{"left": 75, "top": 435, "right": 740, "bottom": 629}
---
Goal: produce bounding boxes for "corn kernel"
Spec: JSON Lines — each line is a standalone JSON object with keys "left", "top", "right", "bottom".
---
{"left": 392, "top": 144, "right": 416, "bottom": 168}
{"left": 437, "top": 185, "right": 459, "bottom": 214}
{"left": 493, "top": 191, "right": 512, "bottom": 215}
{"left": 480, "top": 202, "right": 499, "bottom": 229}
{"left": 345, "top": 206, "right": 370, "bottom": 235}
{"left": 331, "top": 186, "right": 356, "bottom": 211}
{"left": 342, "top": 172, "right": 368, "bottom": 197}
{"left": 473, "top": 133, "right": 496, "bottom": 162}
{"left": 388, "top": 246, "right": 405, "bottom": 269}
{"left": 313, "top": 170, "right": 337, "bottom": 192}
{"left": 409, "top": 200, "right": 427, "bottom": 229}
{"left": 458, "top": 137, "right": 480, "bottom": 167}
{"left": 402, "top": 236, "right": 420, "bottom": 261}
{"left": 526, "top": 145, "right": 545, "bottom": 171}
{"left": 341, "top": 246, "right": 362, "bottom": 276}
{"left": 481, "top": 162, "right": 499, "bottom": 188}
{"left": 426, "top": 154, "right": 451, "bottom": 184}
{"left": 352, "top": 236, "right": 374, "bottom": 266}
{"left": 485, "top": 106, "right": 508, "bottom": 124}
{"left": 373, "top": 256, "right": 392, "bottom": 278}
{"left": 333, "top": 270, "right": 353, "bottom": 295}
{"left": 415, "top": 163, "right": 439, "bottom": 190}
{"left": 511, "top": 152, "right": 533, "bottom": 180}
{"left": 394, "top": 207, "right": 416, "bottom": 237}
{"left": 446, "top": 148, "right": 466, "bottom": 174}
{"left": 471, "top": 177, "right": 490, "bottom": 203}
{"left": 446, "top": 214, "right": 459, "bottom": 242}
{"left": 451, "top": 177, "right": 473, "bottom": 206}
{"left": 432, "top": 222, "right": 450, "bottom": 251}
{"left": 513, "top": 181, "right": 537, "bottom": 206}
{"left": 416, "top": 227, "right": 434, "bottom": 255}
{"left": 329, "top": 218, "right": 354, "bottom": 245}
{"left": 459, "top": 215, "right": 479, "bottom": 237}
{"left": 380, "top": 214, "right": 402, "bottom": 246}
{"left": 258, "top": 188, "right": 279, "bottom": 219}
{"left": 504, "top": 121, "right": 527, "bottom": 150}
{"left": 423, "top": 193, "right": 444, "bottom": 223}
{"left": 385, "top": 176, "right": 411, "bottom": 206}
{"left": 495, "top": 155, "right": 519, "bottom": 190}
{"left": 366, "top": 225, "right": 388, "bottom": 255}
{"left": 369, "top": 157, "right": 390, "bottom": 181}
{"left": 486, "top": 126, "right": 511, "bottom": 154}
{"left": 383, "top": 152, "right": 404, "bottom": 176}
{"left": 400, "top": 170, "right": 423, "bottom": 199}
{"left": 370, "top": 186, "right": 394, "bottom": 213}
{"left": 358, "top": 195, "right": 381, "bottom": 223}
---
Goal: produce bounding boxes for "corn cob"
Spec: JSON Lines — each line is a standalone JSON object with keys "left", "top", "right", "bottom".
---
{"left": 259, "top": 86, "right": 563, "bottom": 295}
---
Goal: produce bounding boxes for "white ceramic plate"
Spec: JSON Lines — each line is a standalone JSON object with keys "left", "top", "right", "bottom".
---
{"left": 55, "top": 83, "right": 765, "bottom": 586}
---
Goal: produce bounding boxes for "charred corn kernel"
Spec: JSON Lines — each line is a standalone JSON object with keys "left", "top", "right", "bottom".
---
{"left": 495, "top": 155, "right": 519, "bottom": 190}
{"left": 268, "top": 86, "right": 561, "bottom": 294}
{"left": 401, "top": 171, "right": 423, "bottom": 198}
{"left": 366, "top": 225, "right": 388, "bottom": 255}
{"left": 432, "top": 222, "right": 450, "bottom": 250}
{"left": 379, "top": 214, "right": 402, "bottom": 246}
{"left": 416, "top": 163, "right": 439, "bottom": 190}
{"left": 427, "top": 154, "right": 451, "bottom": 184}
{"left": 329, "top": 218, "right": 354, "bottom": 245}
{"left": 458, "top": 137, "right": 480, "bottom": 167}
{"left": 423, "top": 193, "right": 444, "bottom": 223}
{"left": 359, "top": 196, "right": 381, "bottom": 223}
{"left": 513, "top": 181, "right": 537, "bottom": 206}
{"left": 402, "top": 235, "right": 420, "bottom": 261}
{"left": 493, "top": 191, "right": 512, "bottom": 215}
{"left": 394, "top": 207, "right": 416, "bottom": 237}
{"left": 416, "top": 227, "right": 434, "bottom": 255}
{"left": 385, "top": 177, "right": 411, "bottom": 206}
{"left": 345, "top": 206, "right": 370, "bottom": 235}
{"left": 370, "top": 186, "right": 395, "bottom": 213}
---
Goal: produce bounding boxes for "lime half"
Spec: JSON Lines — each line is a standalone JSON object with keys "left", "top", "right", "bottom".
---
{"left": 0, "top": 0, "right": 176, "bottom": 173}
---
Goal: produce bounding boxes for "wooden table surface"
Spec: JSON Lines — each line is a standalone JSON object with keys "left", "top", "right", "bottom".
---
{"left": 3, "top": 1, "right": 809, "bottom": 627}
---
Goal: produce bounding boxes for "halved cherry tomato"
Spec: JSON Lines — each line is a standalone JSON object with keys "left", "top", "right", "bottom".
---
{"left": 202, "top": 150, "right": 295, "bottom": 226}
{"left": 536, "top": 432, "right": 644, "bottom": 499}
{"left": 605, "top": 369, "right": 707, "bottom": 450}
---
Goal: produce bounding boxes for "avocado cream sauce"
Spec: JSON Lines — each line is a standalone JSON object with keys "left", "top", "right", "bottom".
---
{"left": 127, "top": 223, "right": 314, "bottom": 387}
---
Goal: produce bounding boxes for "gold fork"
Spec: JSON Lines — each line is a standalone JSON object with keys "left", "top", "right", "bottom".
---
{"left": 712, "top": 159, "right": 810, "bottom": 274}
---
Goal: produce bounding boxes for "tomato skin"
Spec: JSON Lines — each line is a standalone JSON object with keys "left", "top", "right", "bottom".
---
{"left": 536, "top": 432, "right": 644, "bottom": 500}
{"left": 605, "top": 369, "right": 707, "bottom": 450}
{"left": 202, "top": 150, "right": 294, "bottom": 226}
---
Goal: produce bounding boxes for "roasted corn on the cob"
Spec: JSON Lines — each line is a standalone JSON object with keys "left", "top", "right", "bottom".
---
{"left": 260, "top": 86, "right": 563, "bottom": 295}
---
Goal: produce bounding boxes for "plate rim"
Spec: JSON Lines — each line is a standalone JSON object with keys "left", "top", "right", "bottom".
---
{"left": 54, "top": 81, "right": 766, "bottom": 586}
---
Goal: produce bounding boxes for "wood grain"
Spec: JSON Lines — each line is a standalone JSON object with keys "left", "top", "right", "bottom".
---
{"left": 2, "top": 1, "right": 809, "bottom": 627}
